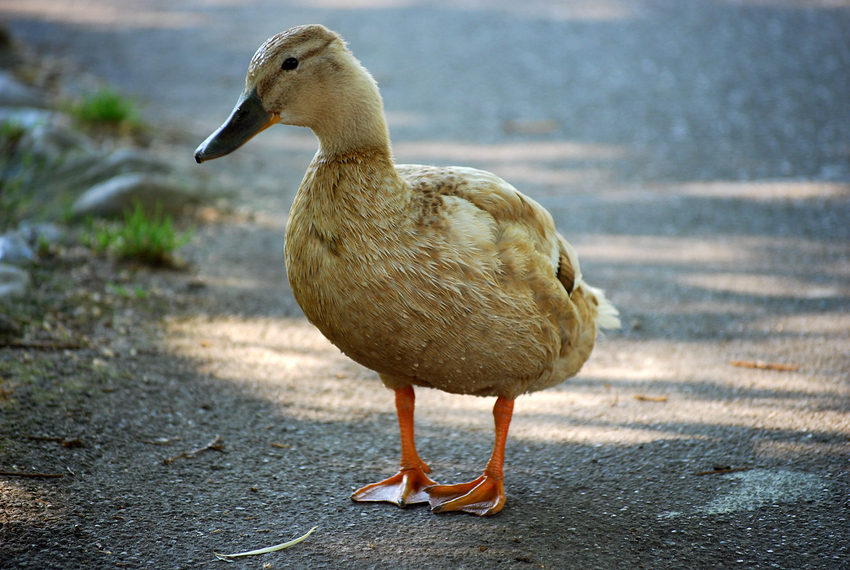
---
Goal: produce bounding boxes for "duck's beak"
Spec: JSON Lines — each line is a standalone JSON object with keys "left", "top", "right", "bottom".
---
{"left": 194, "top": 87, "right": 280, "bottom": 163}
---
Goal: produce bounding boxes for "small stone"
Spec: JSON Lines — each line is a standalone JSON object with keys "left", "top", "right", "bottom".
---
{"left": 0, "top": 263, "right": 29, "bottom": 299}
{"left": 0, "top": 233, "right": 35, "bottom": 265}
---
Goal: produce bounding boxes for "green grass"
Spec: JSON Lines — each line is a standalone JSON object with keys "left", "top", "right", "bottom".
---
{"left": 0, "top": 120, "right": 38, "bottom": 230}
{"left": 70, "top": 88, "right": 141, "bottom": 130}
{"left": 85, "top": 201, "right": 194, "bottom": 266}
{"left": 106, "top": 282, "right": 149, "bottom": 300}
{"left": 0, "top": 167, "right": 26, "bottom": 230}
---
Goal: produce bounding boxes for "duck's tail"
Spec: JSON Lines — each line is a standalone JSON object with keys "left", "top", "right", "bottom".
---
{"left": 580, "top": 282, "right": 621, "bottom": 331}
{"left": 560, "top": 237, "right": 621, "bottom": 331}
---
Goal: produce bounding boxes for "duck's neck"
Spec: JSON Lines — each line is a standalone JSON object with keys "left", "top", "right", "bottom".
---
{"left": 297, "top": 65, "right": 408, "bottom": 230}
{"left": 310, "top": 69, "right": 393, "bottom": 159}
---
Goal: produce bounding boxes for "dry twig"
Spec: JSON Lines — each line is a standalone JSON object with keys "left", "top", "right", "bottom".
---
{"left": 634, "top": 394, "right": 668, "bottom": 402}
{"left": 26, "top": 435, "right": 83, "bottom": 448}
{"left": 0, "top": 339, "right": 83, "bottom": 350}
{"left": 0, "top": 471, "right": 65, "bottom": 478}
{"left": 730, "top": 360, "right": 800, "bottom": 372}
{"left": 695, "top": 466, "right": 751, "bottom": 476}
{"left": 163, "top": 435, "right": 225, "bottom": 464}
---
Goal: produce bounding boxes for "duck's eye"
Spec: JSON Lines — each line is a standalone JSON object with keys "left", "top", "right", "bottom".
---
{"left": 281, "top": 57, "right": 298, "bottom": 71}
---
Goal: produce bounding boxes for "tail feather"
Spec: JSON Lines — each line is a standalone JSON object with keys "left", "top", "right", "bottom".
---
{"left": 558, "top": 236, "right": 620, "bottom": 331}
{"left": 580, "top": 282, "right": 621, "bottom": 331}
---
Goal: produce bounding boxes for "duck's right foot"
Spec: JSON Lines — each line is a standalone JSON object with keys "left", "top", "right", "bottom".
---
{"left": 351, "top": 466, "right": 438, "bottom": 508}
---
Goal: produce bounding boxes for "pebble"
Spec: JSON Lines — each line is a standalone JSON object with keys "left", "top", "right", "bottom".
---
{"left": 0, "top": 222, "right": 63, "bottom": 269}
{"left": 0, "top": 232, "right": 35, "bottom": 265}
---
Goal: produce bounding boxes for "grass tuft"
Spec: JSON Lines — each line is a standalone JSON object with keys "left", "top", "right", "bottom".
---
{"left": 0, "top": 120, "right": 38, "bottom": 230}
{"left": 70, "top": 88, "right": 141, "bottom": 131}
{"left": 84, "top": 200, "right": 194, "bottom": 266}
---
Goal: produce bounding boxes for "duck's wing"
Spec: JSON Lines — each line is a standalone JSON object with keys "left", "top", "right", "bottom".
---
{"left": 396, "top": 164, "right": 620, "bottom": 331}
{"left": 397, "top": 164, "right": 560, "bottom": 262}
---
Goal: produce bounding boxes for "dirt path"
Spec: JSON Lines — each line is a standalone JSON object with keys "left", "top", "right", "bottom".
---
{"left": 2, "top": 1, "right": 849, "bottom": 569}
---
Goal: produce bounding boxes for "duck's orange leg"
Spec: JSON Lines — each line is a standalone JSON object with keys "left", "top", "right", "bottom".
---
{"left": 351, "top": 385, "right": 437, "bottom": 507}
{"left": 427, "top": 396, "right": 514, "bottom": 516}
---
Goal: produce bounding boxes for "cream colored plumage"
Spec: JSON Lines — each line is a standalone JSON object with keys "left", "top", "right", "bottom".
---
{"left": 195, "top": 24, "right": 619, "bottom": 516}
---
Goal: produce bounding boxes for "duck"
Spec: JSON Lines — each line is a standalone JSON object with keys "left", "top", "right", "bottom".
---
{"left": 194, "top": 24, "right": 620, "bottom": 516}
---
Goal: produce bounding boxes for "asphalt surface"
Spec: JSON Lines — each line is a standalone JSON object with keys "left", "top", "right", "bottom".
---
{"left": 2, "top": 1, "right": 849, "bottom": 569}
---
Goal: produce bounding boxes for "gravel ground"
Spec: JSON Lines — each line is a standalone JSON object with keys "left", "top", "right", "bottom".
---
{"left": 1, "top": 1, "right": 849, "bottom": 569}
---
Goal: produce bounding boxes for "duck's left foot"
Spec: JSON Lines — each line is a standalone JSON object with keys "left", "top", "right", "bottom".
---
{"left": 351, "top": 466, "right": 437, "bottom": 508}
{"left": 426, "top": 474, "right": 505, "bottom": 516}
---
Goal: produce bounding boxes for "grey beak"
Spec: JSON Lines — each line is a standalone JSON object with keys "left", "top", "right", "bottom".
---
{"left": 194, "top": 88, "right": 279, "bottom": 163}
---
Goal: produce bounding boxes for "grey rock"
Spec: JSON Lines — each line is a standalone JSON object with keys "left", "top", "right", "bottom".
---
{"left": 0, "top": 70, "right": 46, "bottom": 108}
{"left": 0, "top": 263, "right": 29, "bottom": 299}
{"left": 0, "top": 232, "right": 35, "bottom": 265}
{"left": 71, "top": 173, "right": 200, "bottom": 218}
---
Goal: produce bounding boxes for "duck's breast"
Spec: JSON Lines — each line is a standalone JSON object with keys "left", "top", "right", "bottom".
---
{"left": 284, "top": 163, "right": 592, "bottom": 398}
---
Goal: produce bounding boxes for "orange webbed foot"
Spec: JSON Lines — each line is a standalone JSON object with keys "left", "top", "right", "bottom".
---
{"left": 426, "top": 473, "right": 506, "bottom": 516}
{"left": 351, "top": 464, "right": 438, "bottom": 508}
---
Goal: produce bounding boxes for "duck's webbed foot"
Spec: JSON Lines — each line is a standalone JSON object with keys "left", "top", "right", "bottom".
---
{"left": 427, "top": 396, "right": 514, "bottom": 516}
{"left": 351, "top": 463, "right": 437, "bottom": 507}
{"left": 426, "top": 473, "right": 505, "bottom": 516}
{"left": 351, "top": 386, "right": 437, "bottom": 508}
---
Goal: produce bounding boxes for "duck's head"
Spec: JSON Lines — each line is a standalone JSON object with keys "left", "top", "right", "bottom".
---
{"left": 195, "top": 24, "right": 387, "bottom": 163}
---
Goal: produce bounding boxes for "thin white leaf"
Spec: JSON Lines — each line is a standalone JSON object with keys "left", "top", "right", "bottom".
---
{"left": 213, "top": 526, "right": 317, "bottom": 561}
